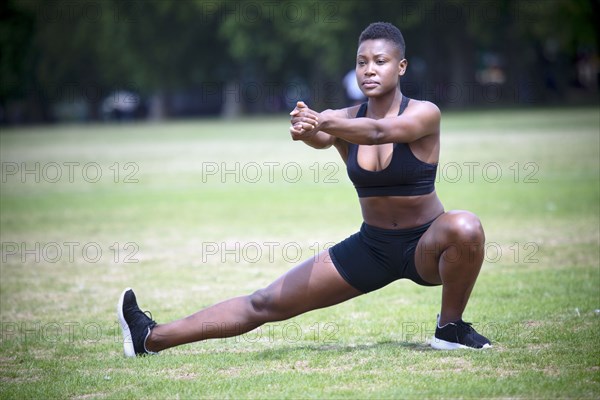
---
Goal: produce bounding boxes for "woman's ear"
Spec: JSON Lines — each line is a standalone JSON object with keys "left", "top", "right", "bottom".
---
{"left": 398, "top": 58, "right": 408, "bottom": 77}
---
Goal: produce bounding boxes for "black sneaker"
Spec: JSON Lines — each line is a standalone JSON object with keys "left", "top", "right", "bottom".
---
{"left": 431, "top": 316, "right": 492, "bottom": 350}
{"left": 117, "top": 288, "right": 157, "bottom": 357}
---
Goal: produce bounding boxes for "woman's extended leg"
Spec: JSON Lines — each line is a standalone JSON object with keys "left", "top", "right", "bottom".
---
{"left": 143, "top": 250, "right": 362, "bottom": 352}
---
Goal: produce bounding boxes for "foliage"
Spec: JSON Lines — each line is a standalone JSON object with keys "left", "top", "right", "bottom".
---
{"left": 0, "top": 0, "right": 597, "bottom": 121}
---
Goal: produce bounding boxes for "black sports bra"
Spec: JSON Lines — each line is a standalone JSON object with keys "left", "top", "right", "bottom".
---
{"left": 346, "top": 96, "right": 438, "bottom": 197}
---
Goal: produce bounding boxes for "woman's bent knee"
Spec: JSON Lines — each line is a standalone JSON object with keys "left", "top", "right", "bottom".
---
{"left": 446, "top": 210, "right": 485, "bottom": 244}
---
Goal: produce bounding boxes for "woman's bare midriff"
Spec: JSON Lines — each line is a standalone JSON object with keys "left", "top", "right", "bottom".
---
{"left": 359, "top": 191, "right": 444, "bottom": 229}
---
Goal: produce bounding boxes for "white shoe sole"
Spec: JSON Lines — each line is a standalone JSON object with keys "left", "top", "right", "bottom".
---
{"left": 430, "top": 336, "right": 492, "bottom": 350}
{"left": 117, "top": 287, "right": 136, "bottom": 357}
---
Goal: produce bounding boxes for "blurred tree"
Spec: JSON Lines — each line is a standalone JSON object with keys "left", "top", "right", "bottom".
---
{"left": 213, "top": 0, "right": 357, "bottom": 111}
{"left": 513, "top": 0, "right": 599, "bottom": 100}
{"left": 1, "top": 0, "right": 232, "bottom": 121}
{"left": 0, "top": 0, "right": 597, "bottom": 123}
{"left": 0, "top": 0, "right": 36, "bottom": 120}
{"left": 98, "top": 0, "right": 230, "bottom": 118}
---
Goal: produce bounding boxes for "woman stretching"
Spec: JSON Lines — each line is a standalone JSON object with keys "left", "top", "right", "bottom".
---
{"left": 118, "top": 22, "right": 491, "bottom": 357}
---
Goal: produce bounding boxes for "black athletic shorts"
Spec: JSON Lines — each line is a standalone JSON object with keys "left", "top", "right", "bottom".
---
{"left": 329, "top": 220, "right": 439, "bottom": 293}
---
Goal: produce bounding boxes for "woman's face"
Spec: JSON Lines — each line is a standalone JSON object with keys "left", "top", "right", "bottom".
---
{"left": 356, "top": 39, "right": 407, "bottom": 97}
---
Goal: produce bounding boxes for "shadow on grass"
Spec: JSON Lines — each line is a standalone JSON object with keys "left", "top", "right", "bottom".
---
{"left": 248, "top": 339, "right": 434, "bottom": 361}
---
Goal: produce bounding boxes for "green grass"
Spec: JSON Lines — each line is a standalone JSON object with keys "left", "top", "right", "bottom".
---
{"left": 1, "top": 107, "right": 599, "bottom": 399}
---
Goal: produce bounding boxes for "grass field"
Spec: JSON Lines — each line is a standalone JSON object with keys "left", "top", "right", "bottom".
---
{"left": 1, "top": 107, "right": 599, "bottom": 399}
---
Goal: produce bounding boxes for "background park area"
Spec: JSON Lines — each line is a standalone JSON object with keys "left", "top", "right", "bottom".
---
{"left": 1, "top": 107, "right": 598, "bottom": 399}
{"left": 1, "top": 1, "right": 599, "bottom": 399}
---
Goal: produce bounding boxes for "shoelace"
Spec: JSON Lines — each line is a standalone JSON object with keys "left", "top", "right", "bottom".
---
{"left": 457, "top": 320, "right": 474, "bottom": 332}
{"left": 139, "top": 310, "right": 156, "bottom": 326}
{"left": 129, "top": 308, "right": 155, "bottom": 324}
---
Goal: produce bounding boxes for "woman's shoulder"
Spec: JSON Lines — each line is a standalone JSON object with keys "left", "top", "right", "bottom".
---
{"left": 405, "top": 99, "right": 441, "bottom": 128}
{"left": 407, "top": 98, "right": 440, "bottom": 113}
